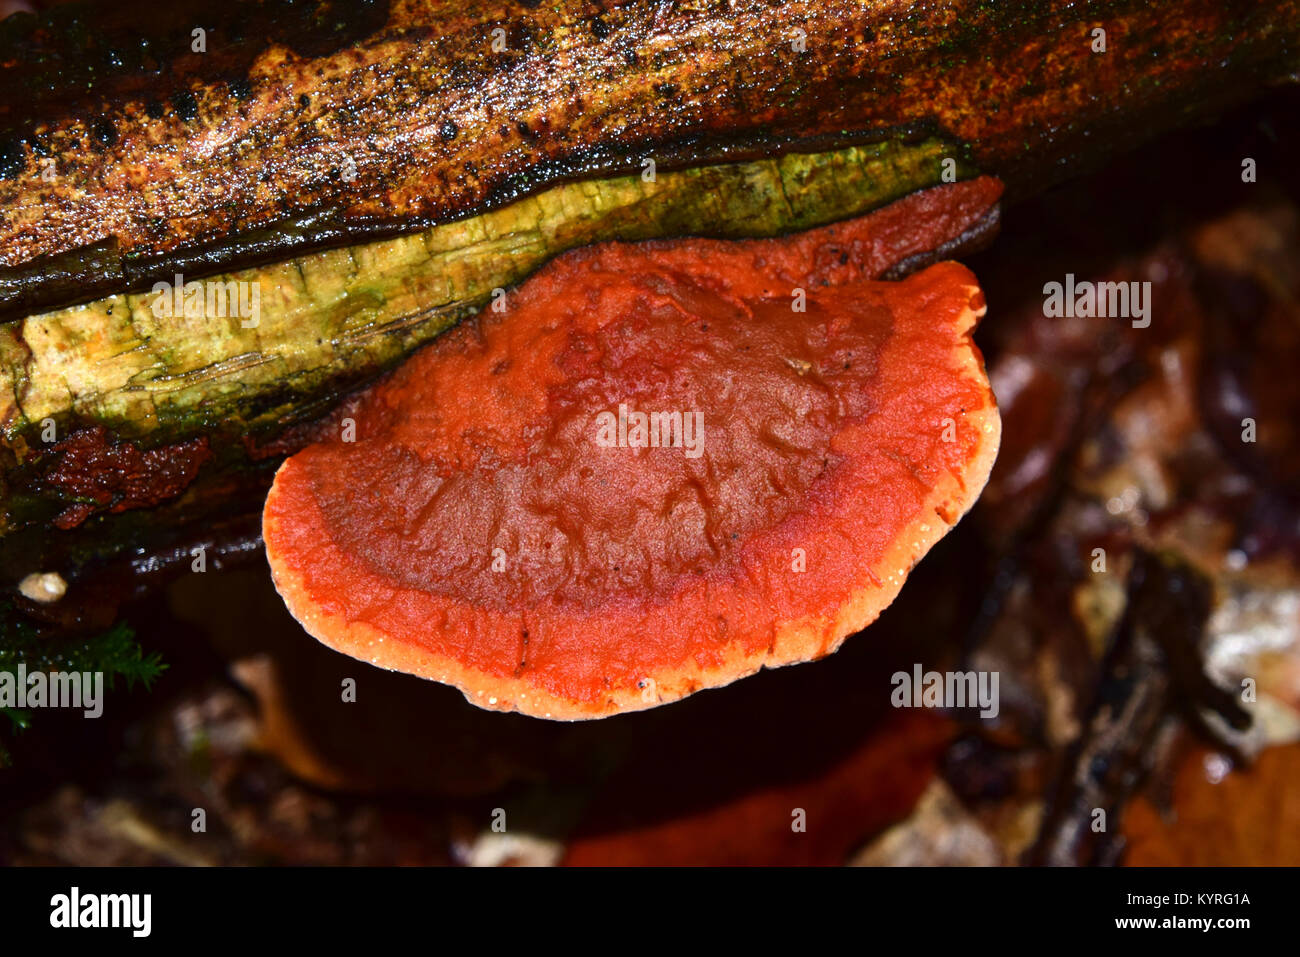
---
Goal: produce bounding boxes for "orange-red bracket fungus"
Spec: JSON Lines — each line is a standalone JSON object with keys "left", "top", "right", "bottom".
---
{"left": 263, "top": 178, "right": 1004, "bottom": 719}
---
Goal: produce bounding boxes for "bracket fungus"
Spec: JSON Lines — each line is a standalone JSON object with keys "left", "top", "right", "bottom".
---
{"left": 263, "top": 180, "right": 1003, "bottom": 719}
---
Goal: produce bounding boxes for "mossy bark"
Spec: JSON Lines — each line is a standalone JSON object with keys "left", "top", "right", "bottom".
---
{"left": 1, "top": 139, "right": 964, "bottom": 456}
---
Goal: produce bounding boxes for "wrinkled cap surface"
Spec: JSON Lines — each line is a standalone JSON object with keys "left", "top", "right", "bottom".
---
{"left": 264, "top": 181, "right": 1002, "bottom": 719}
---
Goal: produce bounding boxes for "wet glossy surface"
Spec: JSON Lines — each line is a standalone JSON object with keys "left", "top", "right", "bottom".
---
{"left": 264, "top": 203, "right": 997, "bottom": 714}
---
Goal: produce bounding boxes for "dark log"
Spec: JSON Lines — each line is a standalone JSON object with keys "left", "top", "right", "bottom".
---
{"left": 1, "top": 0, "right": 1298, "bottom": 635}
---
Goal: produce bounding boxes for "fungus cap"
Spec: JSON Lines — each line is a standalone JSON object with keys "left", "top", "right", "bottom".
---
{"left": 264, "top": 182, "right": 1002, "bottom": 719}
